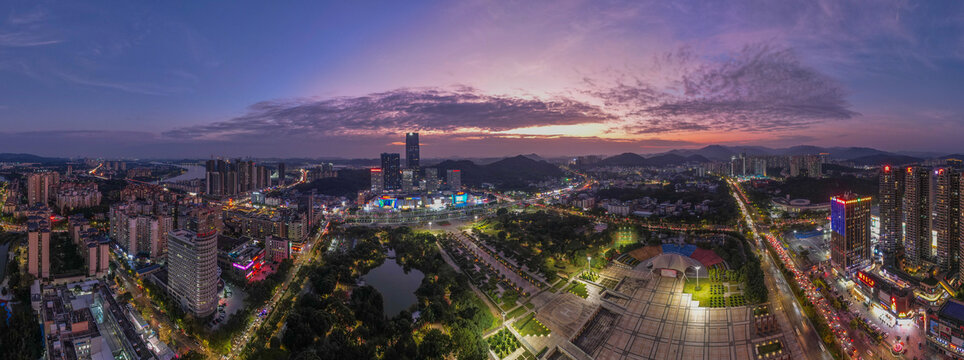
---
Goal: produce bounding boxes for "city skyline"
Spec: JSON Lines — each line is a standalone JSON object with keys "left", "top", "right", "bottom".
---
{"left": 1, "top": 1, "right": 963, "bottom": 157}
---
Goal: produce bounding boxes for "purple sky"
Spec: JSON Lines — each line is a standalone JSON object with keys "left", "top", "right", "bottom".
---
{"left": 1, "top": 0, "right": 963, "bottom": 158}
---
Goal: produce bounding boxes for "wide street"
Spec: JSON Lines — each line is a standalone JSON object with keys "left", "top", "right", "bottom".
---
{"left": 228, "top": 220, "right": 330, "bottom": 356}
{"left": 728, "top": 179, "right": 834, "bottom": 360}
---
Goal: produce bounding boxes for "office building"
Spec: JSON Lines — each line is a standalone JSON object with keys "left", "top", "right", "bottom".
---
{"left": 903, "top": 166, "right": 931, "bottom": 269}
{"left": 406, "top": 132, "right": 420, "bottom": 170}
{"left": 370, "top": 168, "right": 384, "bottom": 193}
{"left": 936, "top": 168, "right": 960, "bottom": 271}
{"left": 879, "top": 165, "right": 905, "bottom": 263}
{"left": 446, "top": 169, "right": 461, "bottom": 190}
{"left": 402, "top": 169, "right": 415, "bottom": 193}
{"left": 424, "top": 168, "right": 439, "bottom": 193}
{"left": 830, "top": 194, "right": 872, "bottom": 270}
{"left": 167, "top": 229, "right": 219, "bottom": 317}
{"left": 381, "top": 153, "right": 401, "bottom": 190}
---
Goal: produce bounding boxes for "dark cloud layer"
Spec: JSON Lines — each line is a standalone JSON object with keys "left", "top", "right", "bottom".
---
{"left": 164, "top": 88, "right": 614, "bottom": 140}
{"left": 594, "top": 44, "right": 858, "bottom": 133}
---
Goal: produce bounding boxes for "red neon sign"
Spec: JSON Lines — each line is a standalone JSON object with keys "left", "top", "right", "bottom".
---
{"left": 856, "top": 272, "right": 875, "bottom": 288}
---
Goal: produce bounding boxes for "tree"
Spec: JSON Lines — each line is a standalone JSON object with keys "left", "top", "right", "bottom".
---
{"left": 418, "top": 329, "right": 452, "bottom": 360}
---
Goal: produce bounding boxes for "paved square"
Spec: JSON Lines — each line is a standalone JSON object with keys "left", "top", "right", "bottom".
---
{"left": 539, "top": 267, "right": 803, "bottom": 360}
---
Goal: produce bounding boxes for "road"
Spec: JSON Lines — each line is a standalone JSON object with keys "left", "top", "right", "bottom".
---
{"left": 228, "top": 220, "right": 329, "bottom": 356}
{"left": 728, "top": 180, "right": 833, "bottom": 360}
{"left": 112, "top": 257, "right": 206, "bottom": 356}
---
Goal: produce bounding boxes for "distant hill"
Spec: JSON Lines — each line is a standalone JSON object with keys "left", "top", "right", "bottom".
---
{"left": 0, "top": 153, "right": 63, "bottom": 164}
{"left": 654, "top": 145, "right": 920, "bottom": 162}
{"left": 595, "top": 153, "right": 648, "bottom": 167}
{"left": 849, "top": 154, "right": 922, "bottom": 166}
{"left": 593, "top": 152, "right": 709, "bottom": 167}
{"left": 434, "top": 155, "right": 564, "bottom": 190}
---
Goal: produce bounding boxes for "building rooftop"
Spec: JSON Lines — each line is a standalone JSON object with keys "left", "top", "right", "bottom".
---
{"left": 939, "top": 299, "right": 964, "bottom": 324}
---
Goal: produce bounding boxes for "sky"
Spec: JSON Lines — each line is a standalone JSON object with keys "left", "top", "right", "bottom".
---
{"left": 1, "top": 0, "right": 963, "bottom": 158}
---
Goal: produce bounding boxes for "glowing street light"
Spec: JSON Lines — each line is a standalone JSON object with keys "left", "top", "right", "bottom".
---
{"left": 695, "top": 265, "right": 702, "bottom": 290}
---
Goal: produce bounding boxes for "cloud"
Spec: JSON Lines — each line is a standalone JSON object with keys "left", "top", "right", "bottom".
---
{"left": 0, "top": 31, "right": 60, "bottom": 47}
{"left": 54, "top": 71, "right": 194, "bottom": 95}
{"left": 163, "top": 87, "right": 615, "bottom": 139}
{"left": 590, "top": 43, "right": 858, "bottom": 134}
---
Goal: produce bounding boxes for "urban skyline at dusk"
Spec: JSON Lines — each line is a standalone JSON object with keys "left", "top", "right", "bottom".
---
{"left": 2, "top": 0, "right": 963, "bottom": 158}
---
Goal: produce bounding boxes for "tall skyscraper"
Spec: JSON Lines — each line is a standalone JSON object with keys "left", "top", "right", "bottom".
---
{"left": 960, "top": 172, "right": 964, "bottom": 282}
{"left": 167, "top": 229, "right": 219, "bottom": 317}
{"left": 446, "top": 169, "right": 461, "bottom": 191}
{"left": 406, "top": 132, "right": 420, "bottom": 170}
{"left": 26, "top": 207, "right": 51, "bottom": 279}
{"left": 370, "top": 168, "right": 384, "bottom": 193}
{"left": 830, "top": 194, "right": 872, "bottom": 271}
{"left": 936, "top": 168, "right": 961, "bottom": 271}
{"left": 879, "top": 165, "right": 905, "bottom": 264}
{"left": 903, "top": 166, "right": 931, "bottom": 269}
{"left": 381, "top": 153, "right": 401, "bottom": 190}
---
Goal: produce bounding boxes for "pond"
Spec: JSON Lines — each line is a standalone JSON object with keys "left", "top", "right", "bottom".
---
{"left": 362, "top": 251, "right": 424, "bottom": 317}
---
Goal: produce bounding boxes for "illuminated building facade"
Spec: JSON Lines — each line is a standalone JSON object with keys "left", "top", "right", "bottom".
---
{"left": 926, "top": 299, "right": 964, "bottom": 357}
{"left": 853, "top": 270, "right": 912, "bottom": 318}
{"left": 370, "top": 168, "right": 383, "bottom": 193}
{"left": 935, "top": 168, "right": 960, "bottom": 271}
{"left": 879, "top": 165, "right": 904, "bottom": 264}
{"left": 903, "top": 166, "right": 931, "bottom": 269}
{"left": 167, "top": 229, "right": 219, "bottom": 317}
{"left": 830, "top": 194, "right": 872, "bottom": 270}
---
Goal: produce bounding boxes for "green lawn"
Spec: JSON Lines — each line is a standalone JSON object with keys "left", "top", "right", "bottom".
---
{"left": 513, "top": 313, "right": 551, "bottom": 337}
{"left": 550, "top": 279, "right": 566, "bottom": 293}
{"left": 567, "top": 282, "right": 590, "bottom": 299}
{"left": 682, "top": 278, "right": 712, "bottom": 304}
{"left": 504, "top": 305, "right": 528, "bottom": 320}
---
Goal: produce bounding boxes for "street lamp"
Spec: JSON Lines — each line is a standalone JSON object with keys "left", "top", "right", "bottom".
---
{"left": 695, "top": 265, "right": 702, "bottom": 290}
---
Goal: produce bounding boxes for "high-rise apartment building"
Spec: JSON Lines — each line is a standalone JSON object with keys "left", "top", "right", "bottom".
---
{"left": 167, "top": 229, "right": 219, "bottom": 317}
{"left": 903, "top": 166, "right": 931, "bottom": 269}
{"left": 936, "top": 168, "right": 961, "bottom": 271}
{"left": 27, "top": 171, "right": 59, "bottom": 205}
{"left": 446, "top": 169, "right": 461, "bottom": 191}
{"left": 879, "top": 165, "right": 905, "bottom": 264}
{"left": 86, "top": 237, "right": 110, "bottom": 278}
{"left": 830, "top": 194, "right": 872, "bottom": 271}
{"left": 26, "top": 207, "right": 51, "bottom": 279}
{"left": 406, "top": 132, "right": 420, "bottom": 170}
{"left": 381, "top": 153, "right": 401, "bottom": 190}
{"left": 370, "top": 168, "right": 384, "bottom": 193}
